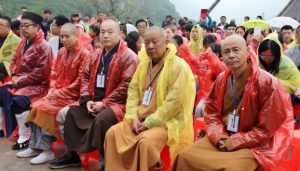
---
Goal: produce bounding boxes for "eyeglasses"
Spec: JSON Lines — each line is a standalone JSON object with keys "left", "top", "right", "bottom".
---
{"left": 20, "top": 23, "right": 35, "bottom": 28}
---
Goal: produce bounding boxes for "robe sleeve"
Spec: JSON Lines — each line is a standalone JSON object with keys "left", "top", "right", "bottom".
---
{"left": 80, "top": 55, "right": 93, "bottom": 97}
{"left": 204, "top": 76, "right": 229, "bottom": 146}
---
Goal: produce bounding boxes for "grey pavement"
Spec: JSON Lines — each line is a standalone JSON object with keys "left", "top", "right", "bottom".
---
{"left": 0, "top": 139, "right": 82, "bottom": 171}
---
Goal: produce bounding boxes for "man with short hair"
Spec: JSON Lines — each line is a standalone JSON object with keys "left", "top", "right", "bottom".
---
{"left": 17, "top": 6, "right": 28, "bottom": 21}
{"left": 104, "top": 27, "right": 196, "bottom": 171}
{"left": 17, "top": 23, "right": 89, "bottom": 165}
{"left": 49, "top": 19, "right": 138, "bottom": 169}
{"left": 224, "top": 22, "right": 236, "bottom": 37}
{"left": 70, "top": 13, "right": 81, "bottom": 25}
{"left": 172, "top": 35, "right": 293, "bottom": 171}
{"left": 136, "top": 19, "right": 148, "bottom": 37}
{"left": 217, "top": 16, "right": 227, "bottom": 30}
{"left": 256, "top": 15, "right": 263, "bottom": 20}
{"left": 41, "top": 9, "right": 53, "bottom": 38}
{"left": 0, "top": 15, "right": 20, "bottom": 81}
{"left": 244, "top": 16, "right": 250, "bottom": 22}
{"left": 280, "top": 25, "right": 294, "bottom": 50}
{"left": 286, "top": 25, "right": 300, "bottom": 69}
{"left": 0, "top": 15, "right": 20, "bottom": 138}
{"left": 48, "top": 15, "right": 70, "bottom": 57}
{"left": 0, "top": 12, "right": 52, "bottom": 150}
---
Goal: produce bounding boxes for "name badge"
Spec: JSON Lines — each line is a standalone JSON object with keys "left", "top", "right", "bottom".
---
{"left": 142, "top": 88, "right": 153, "bottom": 106}
{"left": 227, "top": 110, "right": 239, "bottom": 133}
{"left": 96, "top": 74, "right": 105, "bottom": 88}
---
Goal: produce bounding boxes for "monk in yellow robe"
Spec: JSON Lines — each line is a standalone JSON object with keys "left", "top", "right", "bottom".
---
{"left": 104, "top": 27, "right": 196, "bottom": 171}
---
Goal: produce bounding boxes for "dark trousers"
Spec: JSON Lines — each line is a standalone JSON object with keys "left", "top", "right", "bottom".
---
{"left": 64, "top": 106, "right": 117, "bottom": 155}
{"left": 0, "top": 86, "right": 30, "bottom": 137}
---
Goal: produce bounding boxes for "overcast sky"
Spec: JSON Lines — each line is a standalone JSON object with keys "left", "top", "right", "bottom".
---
{"left": 170, "top": 0, "right": 290, "bottom": 24}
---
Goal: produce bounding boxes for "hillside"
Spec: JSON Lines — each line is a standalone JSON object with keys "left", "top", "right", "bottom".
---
{"left": 0, "top": 0, "right": 179, "bottom": 24}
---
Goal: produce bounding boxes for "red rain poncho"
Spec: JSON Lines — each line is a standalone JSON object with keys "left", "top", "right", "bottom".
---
{"left": 84, "top": 40, "right": 138, "bottom": 121}
{"left": 177, "top": 43, "right": 204, "bottom": 106}
{"left": 197, "top": 48, "right": 225, "bottom": 100}
{"left": 10, "top": 30, "right": 53, "bottom": 102}
{"left": 204, "top": 60, "right": 294, "bottom": 170}
{"left": 29, "top": 41, "right": 90, "bottom": 138}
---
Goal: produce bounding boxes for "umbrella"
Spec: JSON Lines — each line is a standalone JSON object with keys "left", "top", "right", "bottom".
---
{"left": 242, "top": 19, "right": 270, "bottom": 30}
{"left": 268, "top": 16, "right": 300, "bottom": 29}
{"left": 126, "top": 23, "right": 138, "bottom": 34}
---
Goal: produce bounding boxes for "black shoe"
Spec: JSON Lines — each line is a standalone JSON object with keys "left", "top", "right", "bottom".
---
{"left": 12, "top": 140, "right": 29, "bottom": 150}
{"left": 49, "top": 152, "right": 81, "bottom": 169}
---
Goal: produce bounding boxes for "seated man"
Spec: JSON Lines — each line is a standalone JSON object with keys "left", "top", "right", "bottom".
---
{"left": 16, "top": 23, "right": 89, "bottom": 164}
{"left": 104, "top": 27, "right": 196, "bottom": 171}
{"left": 172, "top": 35, "right": 294, "bottom": 171}
{"left": 0, "top": 15, "right": 20, "bottom": 137}
{"left": 49, "top": 19, "right": 138, "bottom": 169}
{"left": 0, "top": 12, "right": 52, "bottom": 150}
{"left": 0, "top": 15, "right": 20, "bottom": 81}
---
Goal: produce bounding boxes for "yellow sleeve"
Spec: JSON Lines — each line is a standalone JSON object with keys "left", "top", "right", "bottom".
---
{"left": 124, "top": 65, "right": 141, "bottom": 122}
{"left": 281, "top": 63, "right": 300, "bottom": 93}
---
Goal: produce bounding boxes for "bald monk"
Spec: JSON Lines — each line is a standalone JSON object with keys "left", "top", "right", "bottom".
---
{"left": 104, "top": 27, "right": 196, "bottom": 171}
{"left": 18, "top": 23, "right": 90, "bottom": 165}
{"left": 49, "top": 19, "right": 138, "bottom": 170}
{"left": 172, "top": 35, "right": 294, "bottom": 171}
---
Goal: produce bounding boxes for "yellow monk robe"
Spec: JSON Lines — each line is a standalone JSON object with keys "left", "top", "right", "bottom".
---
{"left": 104, "top": 44, "right": 196, "bottom": 171}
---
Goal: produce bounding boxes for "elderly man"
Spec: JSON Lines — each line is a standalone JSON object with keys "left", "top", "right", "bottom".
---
{"left": 16, "top": 23, "right": 89, "bottom": 165}
{"left": 48, "top": 19, "right": 138, "bottom": 169}
{"left": 104, "top": 27, "right": 196, "bottom": 171}
{"left": 0, "top": 12, "right": 52, "bottom": 150}
{"left": 172, "top": 35, "right": 294, "bottom": 171}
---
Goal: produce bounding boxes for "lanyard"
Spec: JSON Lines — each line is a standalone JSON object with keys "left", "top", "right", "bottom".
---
{"left": 229, "top": 75, "right": 244, "bottom": 110}
{"left": 100, "top": 50, "right": 114, "bottom": 74}
{"left": 146, "top": 63, "right": 164, "bottom": 89}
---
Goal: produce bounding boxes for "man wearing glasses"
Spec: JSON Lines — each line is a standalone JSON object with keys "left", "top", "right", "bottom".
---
{"left": 0, "top": 12, "right": 52, "bottom": 151}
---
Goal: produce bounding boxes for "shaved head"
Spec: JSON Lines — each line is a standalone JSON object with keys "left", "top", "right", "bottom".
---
{"left": 144, "top": 26, "right": 166, "bottom": 41}
{"left": 61, "top": 23, "right": 78, "bottom": 36}
{"left": 221, "top": 34, "right": 249, "bottom": 72}
{"left": 60, "top": 23, "right": 79, "bottom": 49}
{"left": 144, "top": 26, "right": 168, "bottom": 61}
{"left": 101, "top": 19, "right": 120, "bottom": 32}
{"left": 221, "top": 34, "right": 247, "bottom": 50}
{"left": 100, "top": 19, "right": 121, "bottom": 50}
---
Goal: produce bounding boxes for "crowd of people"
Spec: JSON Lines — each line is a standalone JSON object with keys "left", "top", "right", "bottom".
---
{"left": 0, "top": 6, "right": 299, "bottom": 171}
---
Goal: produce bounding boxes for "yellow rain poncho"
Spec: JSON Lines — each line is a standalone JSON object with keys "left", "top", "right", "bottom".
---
{"left": 125, "top": 44, "right": 196, "bottom": 160}
{"left": 189, "top": 25, "right": 204, "bottom": 56}
{"left": 259, "top": 33, "right": 300, "bottom": 93}
{"left": 0, "top": 31, "right": 20, "bottom": 74}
